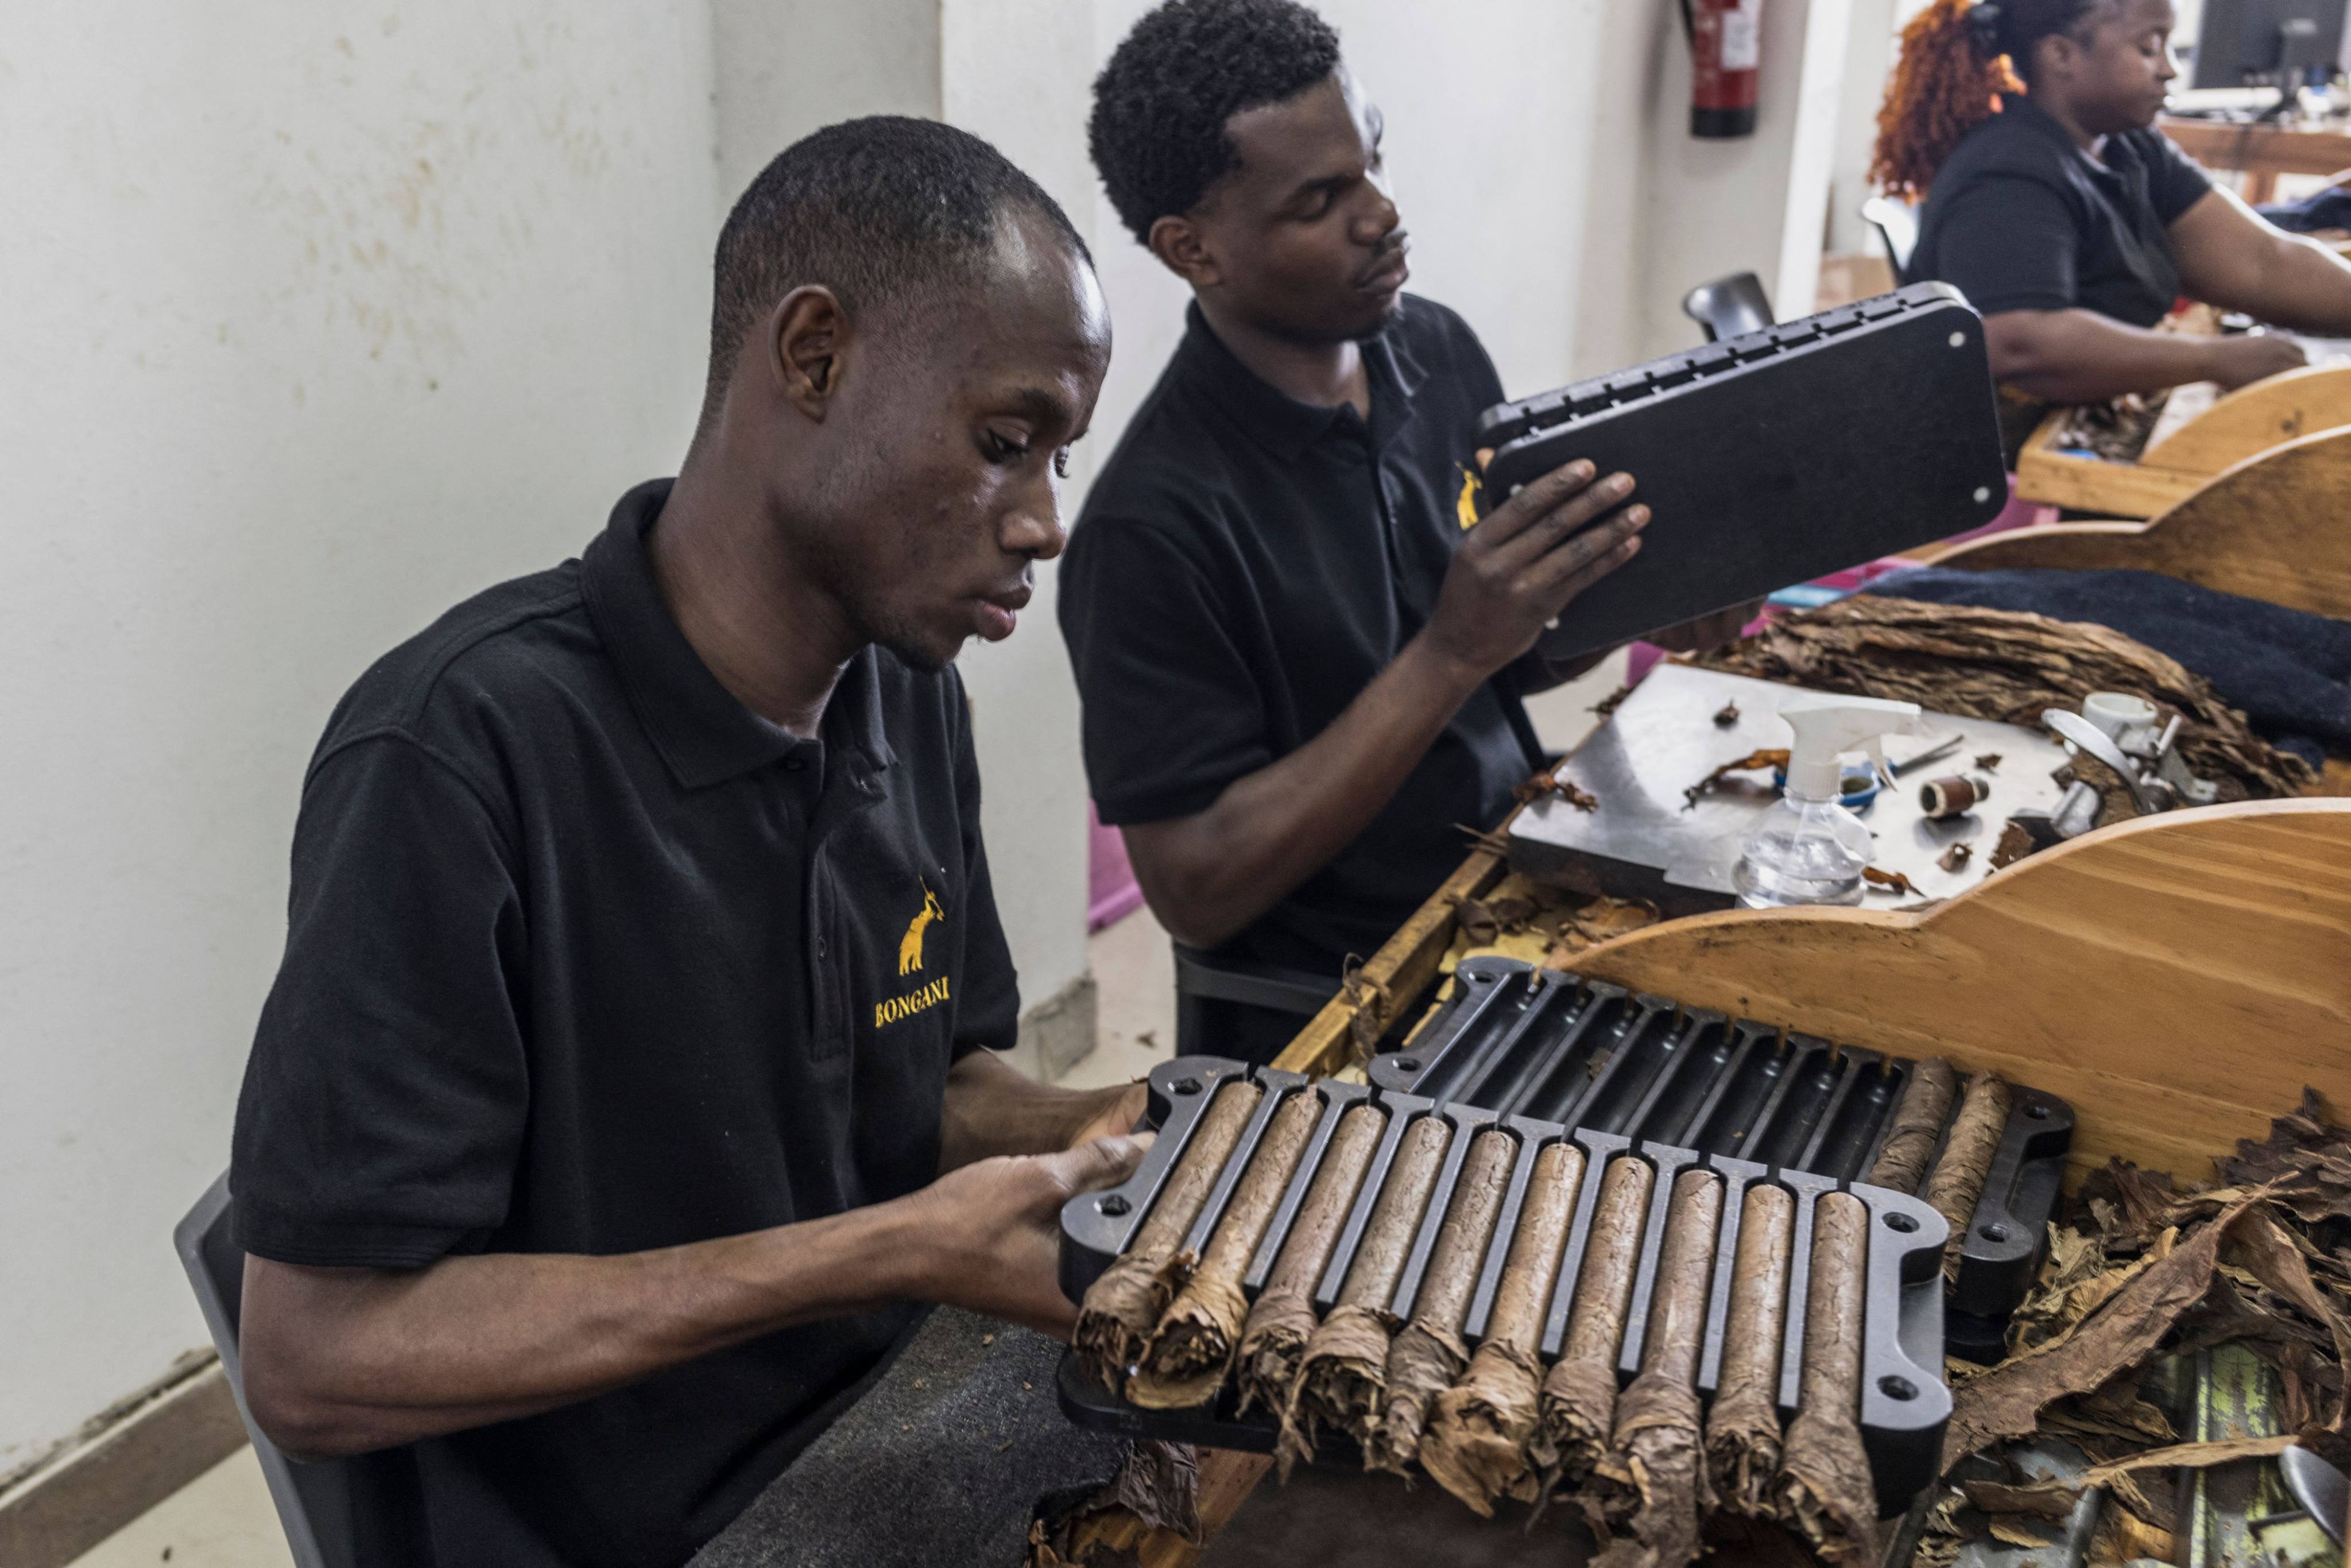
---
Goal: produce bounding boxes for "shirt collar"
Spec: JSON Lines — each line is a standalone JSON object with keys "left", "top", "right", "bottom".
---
{"left": 1171, "top": 299, "right": 1429, "bottom": 462}
{"left": 2004, "top": 95, "right": 2126, "bottom": 183}
{"left": 582, "top": 479, "right": 896, "bottom": 791}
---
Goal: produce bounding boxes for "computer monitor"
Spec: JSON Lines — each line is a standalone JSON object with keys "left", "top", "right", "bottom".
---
{"left": 2187, "top": 0, "right": 2348, "bottom": 89}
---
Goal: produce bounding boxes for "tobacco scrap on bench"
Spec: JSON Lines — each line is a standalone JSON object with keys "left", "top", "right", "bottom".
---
{"left": 1683, "top": 749, "right": 1791, "bottom": 810}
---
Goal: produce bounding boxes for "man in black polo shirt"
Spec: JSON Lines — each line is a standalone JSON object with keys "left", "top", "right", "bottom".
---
{"left": 230, "top": 118, "right": 1140, "bottom": 1567}
{"left": 1062, "top": 0, "right": 1732, "bottom": 1055}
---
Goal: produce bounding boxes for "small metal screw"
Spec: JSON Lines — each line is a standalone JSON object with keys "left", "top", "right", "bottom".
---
{"left": 1100, "top": 1194, "right": 1130, "bottom": 1216}
{"left": 1979, "top": 1222, "right": 2011, "bottom": 1243}
{"left": 1171, "top": 1077, "right": 1202, "bottom": 1095}
{"left": 1395, "top": 1057, "right": 1420, "bottom": 1073}
{"left": 2026, "top": 1102, "right": 2052, "bottom": 1120}
{"left": 1880, "top": 1375, "right": 1919, "bottom": 1401}
{"left": 1884, "top": 1212, "right": 1920, "bottom": 1233}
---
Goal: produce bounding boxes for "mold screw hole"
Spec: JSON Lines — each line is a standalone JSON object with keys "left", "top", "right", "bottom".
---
{"left": 2026, "top": 1102, "right": 2052, "bottom": 1120}
{"left": 1978, "top": 1223, "right": 2011, "bottom": 1244}
{"left": 1879, "top": 1375, "right": 1919, "bottom": 1401}
{"left": 1883, "top": 1212, "right": 1919, "bottom": 1233}
{"left": 1171, "top": 1077, "right": 1202, "bottom": 1096}
{"left": 1100, "top": 1194, "right": 1131, "bottom": 1216}
{"left": 1395, "top": 1057, "right": 1421, "bottom": 1073}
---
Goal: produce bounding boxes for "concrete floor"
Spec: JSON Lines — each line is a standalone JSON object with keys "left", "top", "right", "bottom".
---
{"left": 69, "top": 647, "right": 1628, "bottom": 1566}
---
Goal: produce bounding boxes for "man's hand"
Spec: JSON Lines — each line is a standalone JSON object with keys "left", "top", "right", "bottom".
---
{"left": 1423, "top": 459, "right": 1649, "bottom": 680}
{"left": 901, "top": 1135, "right": 1151, "bottom": 1339}
{"left": 2202, "top": 331, "right": 2307, "bottom": 392}
{"left": 1067, "top": 1082, "right": 1149, "bottom": 1149}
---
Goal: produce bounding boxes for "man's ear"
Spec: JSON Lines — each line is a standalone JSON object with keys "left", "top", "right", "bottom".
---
{"left": 1147, "top": 215, "right": 1221, "bottom": 291}
{"left": 768, "top": 285, "right": 850, "bottom": 419}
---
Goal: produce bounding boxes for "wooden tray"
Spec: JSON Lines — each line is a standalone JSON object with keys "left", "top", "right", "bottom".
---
{"left": 2015, "top": 364, "right": 2351, "bottom": 518}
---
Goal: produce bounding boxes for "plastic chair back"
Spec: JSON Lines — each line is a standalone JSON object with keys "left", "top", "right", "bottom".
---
{"left": 1861, "top": 194, "right": 1921, "bottom": 281}
{"left": 1680, "top": 272, "right": 1776, "bottom": 342}
{"left": 174, "top": 1172, "right": 361, "bottom": 1568}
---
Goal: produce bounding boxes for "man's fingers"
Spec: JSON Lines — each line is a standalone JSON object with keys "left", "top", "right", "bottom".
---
{"left": 1486, "top": 471, "right": 1639, "bottom": 574}
{"left": 1528, "top": 526, "right": 1645, "bottom": 615}
{"left": 1520, "top": 505, "right": 1648, "bottom": 589}
{"left": 1471, "top": 459, "right": 1599, "bottom": 545}
{"left": 1039, "top": 1133, "right": 1151, "bottom": 1202}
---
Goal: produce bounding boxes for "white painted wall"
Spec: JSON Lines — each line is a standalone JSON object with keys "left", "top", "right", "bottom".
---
{"left": 0, "top": 0, "right": 717, "bottom": 1476}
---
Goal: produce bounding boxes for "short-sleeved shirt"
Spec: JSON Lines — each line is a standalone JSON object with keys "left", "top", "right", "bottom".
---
{"left": 230, "top": 480, "right": 1020, "bottom": 1568}
{"left": 1911, "top": 95, "right": 2213, "bottom": 328}
{"left": 1059, "top": 296, "right": 1543, "bottom": 989}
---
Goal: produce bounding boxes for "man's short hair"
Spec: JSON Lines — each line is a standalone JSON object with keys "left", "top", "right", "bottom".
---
{"left": 705, "top": 116, "right": 1089, "bottom": 413}
{"left": 1089, "top": 0, "right": 1343, "bottom": 245}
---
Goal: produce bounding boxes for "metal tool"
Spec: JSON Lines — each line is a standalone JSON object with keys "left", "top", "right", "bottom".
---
{"left": 2282, "top": 1445, "right": 2348, "bottom": 1548}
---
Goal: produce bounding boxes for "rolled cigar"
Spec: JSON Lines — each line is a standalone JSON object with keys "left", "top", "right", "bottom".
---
{"left": 1074, "top": 1080, "right": 1262, "bottom": 1393}
{"left": 1279, "top": 1114, "right": 1454, "bottom": 1474}
{"left": 1593, "top": 1169, "right": 1725, "bottom": 1568}
{"left": 1233, "top": 1104, "right": 1385, "bottom": 1418}
{"left": 1703, "top": 1182, "right": 1796, "bottom": 1516}
{"left": 1917, "top": 774, "right": 1990, "bottom": 819}
{"left": 1539, "top": 1155, "right": 1657, "bottom": 1496}
{"left": 1774, "top": 1192, "right": 1877, "bottom": 1566}
{"left": 1920, "top": 1071, "right": 2012, "bottom": 1281}
{"left": 1420, "top": 1141, "right": 1587, "bottom": 1516}
{"left": 1128, "top": 1090, "right": 1323, "bottom": 1409}
{"left": 1864, "top": 1059, "right": 1957, "bottom": 1196}
{"left": 1372, "top": 1128, "right": 1517, "bottom": 1475}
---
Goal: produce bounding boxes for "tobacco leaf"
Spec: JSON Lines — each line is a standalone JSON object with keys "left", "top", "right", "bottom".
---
{"left": 1694, "top": 596, "right": 2312, "bottom": 799}
{"left": 1960, "top": 1479, "right": 2075, "bottom": 1518}
{"left": 2219, "top": 1087, "right": 2351, "bottom": 1225}
{"left": 1683, "top": 749, "right": 1790, "bottom": 810}
{"left": 1988, "top": 819, "right": 2038, "bottom": 870}
{"left": 1987, "top": 1516, "right": 2058, "bottom": 1550}
{"left": 1861, "top": 865, "right": 1918, "bottom": 897}
{"left": 1941, "top": 1197, "right": 2260, "bottom": 1471}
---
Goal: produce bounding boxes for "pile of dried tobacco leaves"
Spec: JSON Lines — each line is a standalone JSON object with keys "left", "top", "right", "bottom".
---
{"left": 1912, "top": 1089, "right": 2351, "bottom": 1567}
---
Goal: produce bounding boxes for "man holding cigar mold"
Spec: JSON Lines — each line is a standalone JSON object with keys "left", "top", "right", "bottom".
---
{"left": 1062, "top": 0, "right": 1744, "bottom": 1054}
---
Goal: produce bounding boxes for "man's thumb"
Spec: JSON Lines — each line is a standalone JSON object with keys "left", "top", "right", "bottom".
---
{"left": 1045, "top": 1131, "right": 1153, "bottom": 1198}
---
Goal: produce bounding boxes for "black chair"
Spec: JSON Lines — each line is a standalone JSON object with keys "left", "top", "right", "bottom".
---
{"left": 175, "top": 1172, "right": 361, "bottom": 1568}
{"left": 1679, "top": 272, "right": 1776, "bottom": 342}
{"left": 1861, "top": 194, "right": 1920, "bottom": 282}
{"left": 1171, "top": 944, "right": 1335, "bottom": 1062}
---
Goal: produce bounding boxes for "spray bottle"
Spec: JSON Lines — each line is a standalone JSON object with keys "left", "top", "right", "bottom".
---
{"left": 1733, "top": 694, "right": 1924, "bottom": 908}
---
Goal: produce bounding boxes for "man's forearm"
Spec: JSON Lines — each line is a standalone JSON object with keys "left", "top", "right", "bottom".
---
{"left": 241, "top": 1203, "right": 929, "bottom": 1459}
{"left": 938, "top": 1050, "right": 1138, "bottom": 1171}
{"left": 1984, "top": 308, "right": 2223, "bottom": 403}
{"left": 1122, "top": 633, "right": 1485, "bottom": 950}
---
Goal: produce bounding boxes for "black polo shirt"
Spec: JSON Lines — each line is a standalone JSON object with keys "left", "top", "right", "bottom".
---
{"left": 230, "top": 480, "right": 1019, "bottom": 1568}
{"left": 1911, "top": 96, "right": 2211, "bottom": 328}
{"left": 1060, "top": 296, "right": 1542, "bottom": 994}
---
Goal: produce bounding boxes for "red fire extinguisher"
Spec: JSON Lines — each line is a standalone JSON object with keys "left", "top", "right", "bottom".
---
{"left": 1686, "top": 0, "right": 1763, "bottom": 138}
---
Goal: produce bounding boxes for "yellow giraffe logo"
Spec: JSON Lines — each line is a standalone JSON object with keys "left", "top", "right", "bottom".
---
{"left": 897, "top": 885, "right": 944, "bottom": 977}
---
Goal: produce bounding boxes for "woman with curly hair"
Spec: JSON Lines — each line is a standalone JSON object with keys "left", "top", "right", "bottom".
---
{"left": 1877, "top": 0, "right": 2351, "bottom": 439}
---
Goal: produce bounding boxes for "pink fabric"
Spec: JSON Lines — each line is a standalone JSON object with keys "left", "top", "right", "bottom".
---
{"left": 1087, "top": 803, "right": 1144, "bottom": 933}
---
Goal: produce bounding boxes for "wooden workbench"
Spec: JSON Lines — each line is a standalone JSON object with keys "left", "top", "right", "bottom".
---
{"left": 2159, "top": 113, "right": 2351, "bottom": 204}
